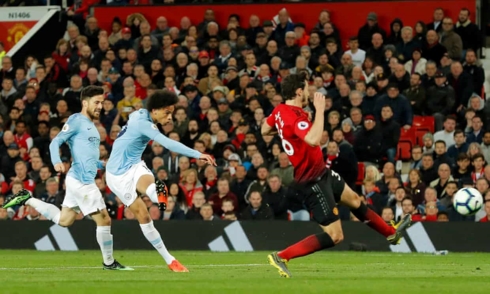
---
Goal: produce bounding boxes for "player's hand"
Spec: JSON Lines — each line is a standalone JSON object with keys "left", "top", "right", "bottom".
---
{"left": 54, "top": 163, "right": 65, "bottom": 173}
{"left": 313, "top": 92, "right": 326, "bottom": 111}
{"left": 199, "top": 154, "right": 216, "bottom": 166}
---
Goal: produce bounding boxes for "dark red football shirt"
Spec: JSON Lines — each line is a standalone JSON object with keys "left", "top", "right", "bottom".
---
{"left": 266, "top": 104, "right": 325, "bottom": 184}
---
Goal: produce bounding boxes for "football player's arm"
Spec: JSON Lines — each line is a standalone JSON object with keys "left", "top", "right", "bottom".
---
{"left": 299, "top": 111, "right": 324, "bottom": 146}
{"left": 261, "top": 115, "right": 277, "bottom": 136}
{"left": 139, "top": 121, "right": 202, "bottom": 159}
{"left": 49, "top": 117, "right": 78, "bottom": 165}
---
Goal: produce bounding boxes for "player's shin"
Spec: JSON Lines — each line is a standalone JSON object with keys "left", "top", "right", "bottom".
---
{"left": 25, "top": 198, "right": 61, "bottom": 224}
{"left": 277, "top": 233, "right": 335, "bottom": 261}
{"left": 145, "top": 183, "right": 159, "bottom": 203}
{"left": 350, "top": 202, "right": 396, "bottom": 237}
{"left": 96, "top": 226, "right": 114, "bottom": 265}
{"left": 140, "top": 221, "right": 175, "bottom": 265}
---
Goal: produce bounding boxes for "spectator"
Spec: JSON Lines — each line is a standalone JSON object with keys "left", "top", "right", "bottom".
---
{"left": 422, "top": 31, "right": 447, "bottom": 67}
{"left": 261, "top": 174, "right": 288, "bottom": 220}
{"left": 434, "top": 115, "right": 457, "bottom": 147}
{"left": 240, "top": 191, "right": 274, "bottom": 220}
{"left": 379, "top": 105, "right": 401, "bottom": 163}
{"left": 373, "top": 83, "right": 412, "bottom": 128}
{"left": 186, "top": 191, "right": 206, "bottom": 220}
{"left": 358, "top": 12, "right": 387, "bottom": 50}
{"left": 426, "top": 8, "right": 444, "bottom": 33}
{"left": 426, "top": 71, "right": 456, "bottom": 131}
{"left": 463, "top": 50, "right": 485, "bottom": 94}
{"left": 200, "top": 203, "right": 220, "bottom": 221}
{"left": 467, "top": 115, "right": 484, "bottom": 144}
{"left": 447, "top": 62, "right": 474, "bottom": 114}
{"left": 430, "top": 163, "right": 454, "bottom": 198}
{"left": 208, "top": 178, "right": 238, "bottom": 215}
{"left": 455, "top": 8, "right": 481, "bottom": 54}
{"left": 447, "top": 130, "right": 469, "bottom": 160}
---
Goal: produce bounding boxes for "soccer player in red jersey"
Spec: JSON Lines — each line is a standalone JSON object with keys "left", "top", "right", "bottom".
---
{"left": 262, "top": 72, "right": 411, "bottom": 278}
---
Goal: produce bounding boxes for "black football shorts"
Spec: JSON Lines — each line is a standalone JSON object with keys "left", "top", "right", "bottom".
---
{"left": 303, "top": 169, "right": 346, "bottom": 226}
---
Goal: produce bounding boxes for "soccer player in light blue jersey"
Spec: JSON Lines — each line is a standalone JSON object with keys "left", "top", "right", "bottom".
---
{"left": 106, "top": 89, "right": 215, "bottom": 272}
{"left": 2, "top": 86, "right": 131, "bottom": 271}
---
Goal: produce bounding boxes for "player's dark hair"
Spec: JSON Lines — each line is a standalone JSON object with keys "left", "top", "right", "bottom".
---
{"left": 453, "top": 129, "right": 465, "bottom": 137}
{"left": 80, "top": 85, "right": 104, "bottom": 101}
{"left": 16, "top": 120, "right": 26, "bottom": 127}
{"left": 471, "top": 152, "right": 485, "bottom": 162}
{"left": 146, "top": 89, "right": 178, "bottom": 111}
{"left": 281, "top": 72, "right": 307, "bottom": 100}
{"left": 349, "top": 36, "right": 358, "bottom": 42}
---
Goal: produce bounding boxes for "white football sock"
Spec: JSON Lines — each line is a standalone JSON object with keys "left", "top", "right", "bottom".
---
{"left": 140, "top": 221, "right": 175, "bottom": 265}
{"left": 146, "top": 183, "right": 159, "bottom": 203}
{"left": 26, "top": 198, "right": 60, "bottom": 224}
{"left": 96, "top": 226, "right": 114, "bottom": 265}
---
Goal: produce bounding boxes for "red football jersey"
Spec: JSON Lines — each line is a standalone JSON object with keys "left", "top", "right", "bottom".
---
{"left": 266, "top": 104, "right": 325, "bottom": 184}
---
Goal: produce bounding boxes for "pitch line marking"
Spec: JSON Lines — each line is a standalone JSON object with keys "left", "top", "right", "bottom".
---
{"left": 0, "top": 263, "right": 266, "bottom": 271}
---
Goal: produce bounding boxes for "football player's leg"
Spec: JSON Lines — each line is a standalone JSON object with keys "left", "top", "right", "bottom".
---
{"left": 133, "top": 174, "right": 187, "bottom": 272}
{"left": 269, "top": 181, "right": 341, "bottom": 278}
{"left": 340, "top": 184, "right": 411, "bottom": 244}
{"left": 277, "top": 181, "right": 341, "bottom": 262}
{"left": 3, "top": 189, "right": 63, "bottom": 224}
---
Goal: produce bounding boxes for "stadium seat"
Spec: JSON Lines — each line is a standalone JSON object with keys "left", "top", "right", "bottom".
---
{"left": 412, "top": 116, "right": 435, "bottom": 145}
{"left": 356, "top": 162, "right": 365, "bottom": 185}
{"left": 397, "top": 127, "right": 415, "bottom": 161}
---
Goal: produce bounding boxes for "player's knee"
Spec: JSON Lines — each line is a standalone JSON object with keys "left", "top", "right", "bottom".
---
{"left": 133, "top": 208, "right": 151, "bottom": 224}
{"left": 330, "top": 232, "right": 344, "bottom": 244}
{"left": 58, "top": 218, "right": 75, "bottom": 227}
{"left": 322, "top": 225, "right": 344, "bottom": 244}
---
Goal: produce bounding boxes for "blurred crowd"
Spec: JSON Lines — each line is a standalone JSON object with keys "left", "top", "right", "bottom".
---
{"left": 1, "top": 4, "right": 490, "bottom": 224}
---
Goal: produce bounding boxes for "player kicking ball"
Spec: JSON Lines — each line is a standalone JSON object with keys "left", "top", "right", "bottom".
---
{"left": 262, "top": 72, "right": 411, "bottom": 278}
{"left": 2, "top": 86, "right": 131, "bottom": 270}
{"left": 105, "top": 89, "right": 215, "bottom": 272}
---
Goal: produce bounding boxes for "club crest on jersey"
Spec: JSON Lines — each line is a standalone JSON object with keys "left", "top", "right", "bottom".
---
{"left": 297, "top": 121, "right": 309, "bottom": 130}
{"left": 151, "top": 124, "right": 158, "bottom": 130}
{"left": 62, "top": 124, "right": 70, "bottom": 132}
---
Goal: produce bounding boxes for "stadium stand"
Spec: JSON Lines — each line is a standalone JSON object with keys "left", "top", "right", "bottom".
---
{"left": 1, "top": 0, "right": 490, "bottom": 225}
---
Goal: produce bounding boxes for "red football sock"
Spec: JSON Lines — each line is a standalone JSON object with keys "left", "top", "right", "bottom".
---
{"left": 364, "top": 208, "right": 396, "bottom": 237}
{"left": 352, "top": 203, "right": 396, "bottom": 237}
{"left": 277, "top": 233, "right": 335, "bottom": 261}
{"left": 277, "top": 235, "right": 321, "bottom": 261}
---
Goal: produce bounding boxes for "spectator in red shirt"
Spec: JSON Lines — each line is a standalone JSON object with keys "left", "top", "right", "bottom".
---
{"left": 179, "top": 168, "right": 204, "bottom": 207}
{"left": 208, "top": 177, "right": 238, "bottom": 215}
{"left": 52, "top": 39, "right": 71, "bottom": 73}
{"left": 14, "top": 121, "right": 32, "bottom": 161}
{"left": 294, "top": 23, "right": 310, "bottom": 47}
{"left": 479, "top": 201, "right": 490, "bottom": 222}
{"left": 11, "top": 161, "right": 36, "bottom": 193}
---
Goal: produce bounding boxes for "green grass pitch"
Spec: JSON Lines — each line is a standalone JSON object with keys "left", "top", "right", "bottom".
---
{"left": 0, "top": 251, "right": 489, "bottom": 294}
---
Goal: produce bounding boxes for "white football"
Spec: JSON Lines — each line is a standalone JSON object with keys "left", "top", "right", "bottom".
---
{"left": 452, "top": 187, "right": 483, "bottom": 216}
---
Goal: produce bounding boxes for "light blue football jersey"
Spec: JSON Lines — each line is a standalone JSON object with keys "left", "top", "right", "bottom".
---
{"left": 106, "top": 109, "right": 202, "bottom": 175}
{"left": 49, "top": 113, "right": 102, "bottom": 184}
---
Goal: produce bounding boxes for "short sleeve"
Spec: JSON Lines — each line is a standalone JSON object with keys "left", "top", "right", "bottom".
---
{"left": 293, "top": 119, "right": 311, "bottom": 140}
{"left": 57, "top": 116, "right": 79, "bottom": 143}
{"left": 266, "top": 112, "right": 275, "bottom": 127}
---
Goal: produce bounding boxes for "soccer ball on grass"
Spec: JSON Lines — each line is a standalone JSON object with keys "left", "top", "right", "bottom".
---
{"left": 452, "top": 187, "right": 483, "bottom": 216}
